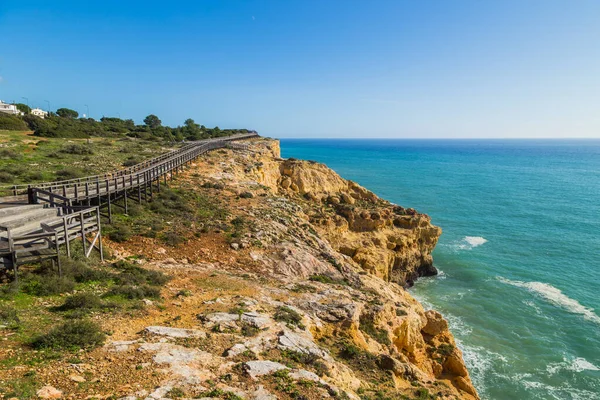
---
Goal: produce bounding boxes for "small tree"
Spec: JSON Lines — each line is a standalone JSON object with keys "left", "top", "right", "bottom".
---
{"left": 56, "top": 108, "right": 79, "bottom": 119}
{"left": 15, "top": 103, "right": 31, "bottom": 114}
{"left": 144, "top": 114, "right": 161, "bottom": 129}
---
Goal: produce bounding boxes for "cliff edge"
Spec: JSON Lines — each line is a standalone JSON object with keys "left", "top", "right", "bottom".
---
{"left": 1, "top": 138, "right": 478, "bottom": 400}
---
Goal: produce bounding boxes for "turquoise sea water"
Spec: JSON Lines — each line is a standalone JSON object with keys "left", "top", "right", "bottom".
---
{"left": 280, "top": 139, "right": 600, "bottom": 400}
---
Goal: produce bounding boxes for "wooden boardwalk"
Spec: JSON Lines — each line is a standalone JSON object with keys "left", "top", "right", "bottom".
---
{"left": 0, "top": 133, "right": 258, "bottom": 278}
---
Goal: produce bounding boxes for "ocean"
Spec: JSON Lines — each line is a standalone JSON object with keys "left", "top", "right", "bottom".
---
{"left": 279, "top": 139, "right": 600, "bottom": 400}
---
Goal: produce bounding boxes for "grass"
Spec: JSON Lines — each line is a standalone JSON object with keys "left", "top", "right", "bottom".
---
{"left": 104, "top": 187, "right": 229, "bottom": 246}
{"left": 0, "top": 131, "right": 174, "bottom": 192}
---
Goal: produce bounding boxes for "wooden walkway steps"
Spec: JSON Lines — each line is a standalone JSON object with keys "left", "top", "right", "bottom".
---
{"left": 0, "top": 133, "right": 258, "bottom": 278}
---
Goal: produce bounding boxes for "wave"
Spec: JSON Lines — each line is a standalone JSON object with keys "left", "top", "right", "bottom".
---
{"left": 464, "top": 236, "right": 488, "bottom": 247}
{"left": 445, "top": 236, "right": 488, "bottom": 251}
{"left": 547, "top": 357, "right": 600, "bottom": 374}
{"left": 497, "top": 277, "right": 600, "bottom": 325}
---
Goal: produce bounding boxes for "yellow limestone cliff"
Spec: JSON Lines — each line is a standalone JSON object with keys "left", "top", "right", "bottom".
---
{"left": 252, "top": 139, "right": 442, "bottom": 287}
{"left": 212, "top": 138, "right": 479, "bottom": 398}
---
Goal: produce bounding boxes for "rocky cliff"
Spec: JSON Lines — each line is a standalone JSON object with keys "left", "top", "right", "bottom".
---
{"left": 181, "top": 138, "right": 479, "bottom": 399}
{"left": 241, "top": 140, "right": 441, "bottom": 287}
{"left": 7, "top": 138, "right": 478, "bottom": 400}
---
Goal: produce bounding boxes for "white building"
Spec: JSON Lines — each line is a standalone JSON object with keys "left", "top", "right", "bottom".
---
{"left": 31, "top": 108, "right": 48, "bottom": 119}
{"left": 0, "top": 101, "right": 23, "bottom": 116}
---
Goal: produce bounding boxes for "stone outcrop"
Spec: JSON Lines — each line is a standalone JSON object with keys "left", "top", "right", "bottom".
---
{"left": 193, "top": 139, "right": 479, "bottom": 399}
{"left": 242, "top": 139, "right": 442, "bottom": 287}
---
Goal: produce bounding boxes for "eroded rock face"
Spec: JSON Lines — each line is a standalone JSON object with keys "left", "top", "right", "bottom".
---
{"left": 245, "top": 141, "right": 442, "bottom": 287}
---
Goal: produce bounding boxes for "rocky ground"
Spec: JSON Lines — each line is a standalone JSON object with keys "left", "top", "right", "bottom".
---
{"left": 0, "top": 139, "right": 478, "bottom": 400}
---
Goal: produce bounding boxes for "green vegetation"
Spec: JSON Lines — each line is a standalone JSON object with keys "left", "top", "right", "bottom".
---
{"left": 105, "top": 187, "right": 228, "bottom": 246}
{"left": 274, "top": 306, "right": 305, "bottom": 329}
{"left": 0, "top": 253, "right": 168, "bottom": 356}
{"left": 31, "top": 320, "right": 105, "bottom": 350}
{"left": 309, "top": 273, "right": 348, "bottom": 286}
{"left": 359, "top": 313, "right": 391, "bottom": 346}
{"left": 1, "top": 105, "right": 253, "bottom": 141}
{"left": 0, "top": 130, "right": 172, "bottom": 187}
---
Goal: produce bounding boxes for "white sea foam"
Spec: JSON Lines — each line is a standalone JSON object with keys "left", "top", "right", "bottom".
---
{"left": 464, "top": 236, "right": 488, "bottom": 247}
{"left": 497, "top": 277, "right": 600, "bottom": 325}
{"left": 447, "top": 236, "right": 488, "bottom": 251}
{"left": 547, "top": 357, "right": 600, "bottom": 374}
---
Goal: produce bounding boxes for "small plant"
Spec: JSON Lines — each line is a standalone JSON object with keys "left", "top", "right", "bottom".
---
{"left": 60, "top": 143, "right": 94, "bottom": 155}
{"left": 166, "top": 387, "right": 185, "bottom": 398}
{"left": 161, "top": 229, "right": 185, "bottom": 247}
{"left": 308, "top": 274, "right": 334, "bottom": 284}
{"left": 21, "top": 275, "right": 75, "bottom": 296}
{"left": 274, "top": 306, "right": 305, "bottom": 329}
{"left": 359, "top": 313, "right": 391, "bottom": 346}
{"left": 31, "top": 320, "right": 105, "bottom": 350}
{"left": 339, "top": 342, "right": 362, "bottom": 359}
{"left": 436, "top": 343, "right": 454, "bottom": 356}
{"left": 0, "top": 304, "right": 20, "bottom": 328}
{"left": 291, "top": 283, "right": 317, "bottom": 293}
{"left": 240, "top": 322, "right": 260, "bottom": 337}
{"left": 58, "top": 293, "right": 103, "bottom": 311}
{"left": 108, "top": 224, "right": 133, "bottom": 243}
{"left": 239, "top": 191, "right": 254, "bottom": 199}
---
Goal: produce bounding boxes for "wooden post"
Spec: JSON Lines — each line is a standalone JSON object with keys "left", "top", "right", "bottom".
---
{"left": 80, "top": 211, "right": 87, "bottom": 255}
{"left": 107, "top": 193, "right": 112, "bottom": 223}
{"left": 63, "top": 217, "right": 70, "bottom": 258}
{"left": 97, "top": 210, "right": 104, "bottom": 262}
{"left": 123, "top": 185, "right": 128, "bottom": 214}
{"left": 137, "top": 174, "right": 142, "bottom": 203}
{"left": 157, "top": 167, "right": 161, "bottom": 192}
{"left": 55, "top": 232, "right": 62, "bottom": 277}
{"left": 85, "top": 182, "right": 90, "bottom": 206}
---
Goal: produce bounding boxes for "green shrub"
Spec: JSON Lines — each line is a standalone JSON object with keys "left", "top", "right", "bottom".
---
{"left": 0, "top": 149, "right": 21, "bottom": 159}
{"left": 108, "top": 224, "right": 132, "bottom": 243}
{"left": 240, "top": 322, "right": 260, "bottom": 337}
{"left": 31, "top": 320, "right": 105, "bottom": 350}
{"left": 0, "top": 171, "right": 14, "bottom": 183}
{"left": 0, "top": 114, "right": 28, "bottom": 130}
{"left": 59, "top": 143, "right": 94, "bottom": 155}
{"left": 0, "top": 304, "right": 20, "bottom": 328}
{"left": 339, "top": 342, "right": 362, "bottom": 359}
{"left": 274, "top": 306, "right": 305, "bottom": 329}
{"left": 112, "top": 261, "right": 169, "bottom": 286}
{"left": 161, "top": 229, "right": 185, "bottom": 247}
{"left": 59, "top": 293, "right": 103, "bottom": 310}
{"left": 21, "top": 275, "right": 75, "bottom": 296}
{"left": 166, "top": 388, "right": 185, "bottom": 398}
{"left": 309, "top": 274, "right": 347, "bottom": 286}
{"left": 122, "top": 158, "right": 139, "bottom": 167}
{"left": 59, "top": 258, "right": 114, "bottom": 283}
{"left": 359, "top": 313, "right": 391, "bottom": 346}
{"left": 55, "top": 169, "right": 85, "bottom": 181}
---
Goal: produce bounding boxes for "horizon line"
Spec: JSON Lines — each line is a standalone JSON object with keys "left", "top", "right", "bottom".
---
{"left": 275, "top": 137, "right": 600, "bottom": 140}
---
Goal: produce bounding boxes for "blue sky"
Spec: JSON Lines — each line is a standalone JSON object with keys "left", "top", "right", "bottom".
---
{"left": 1, "top": 1, "right": 599, "bottom": 138}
